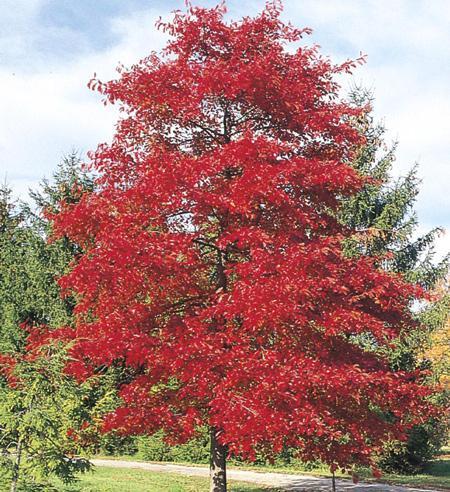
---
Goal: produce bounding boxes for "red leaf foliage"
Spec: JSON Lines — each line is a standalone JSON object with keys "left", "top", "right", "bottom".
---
{"left": 41, "top": 2, "right": 435, "bottom": 470}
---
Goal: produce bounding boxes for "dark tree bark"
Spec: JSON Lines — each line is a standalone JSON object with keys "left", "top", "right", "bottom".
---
{"left": 210, "top": 427, "right": 227, "bottom": 492}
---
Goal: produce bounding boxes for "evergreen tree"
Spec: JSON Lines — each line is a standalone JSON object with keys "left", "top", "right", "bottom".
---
{"left": 342, "top": 89, "right": 448, "bottom": 289}
{"left": 0, "top": 156, "right": 112, "bottom": 490}
{"left": 341, "top": 88, "right": 449, "bottom": 472}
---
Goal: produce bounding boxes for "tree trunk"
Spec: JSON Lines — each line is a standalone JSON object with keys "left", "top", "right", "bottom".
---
{"left": 10, "top": 439, "right": 22, "bottom": 492}
{"left": 210, "top": 427, "right": 227, "bottom": 492}
{"left": 331, "top": 471, "right": 336, "bottom": 492}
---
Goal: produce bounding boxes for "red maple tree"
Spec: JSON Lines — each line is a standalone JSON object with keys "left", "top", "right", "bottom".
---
{"left": 43, "top": 3, "right": 434, "bottom": 490}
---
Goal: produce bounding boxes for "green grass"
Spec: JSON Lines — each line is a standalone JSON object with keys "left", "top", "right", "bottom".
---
{"left": 4, "top": 457, "right": 448, "bottom": 491}
{"left": 94, "top": 454, "right": 450, "bottom": 490}
{"left": 228, "top": 458, "right": 450, "bottom": 490}
{"left": 49, "top": 468, "right": 275, "bottom": 492}
{"left": 356, "top": 458, "right": 450, "bottom": 490}
{"left": 237, "top": 458, "right": 450, "bottom": 490}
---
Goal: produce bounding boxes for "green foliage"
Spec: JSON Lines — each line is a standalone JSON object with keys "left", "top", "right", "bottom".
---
{"left": 137, "top": 429, "right": 210, "bottom": 464}
{"left": 0, "top": 153, "right": 94, "bottom": 356}
{"left": 0, "top": 155, "right": 103, "bottom": 489}
{"left": 135, "top": 431, "right": 314, "bottom": 469}
{"left": 0, "top": 348, "right": 92, "bottom": 485}
{"left": 342, "top": 88, "right": 449, "bottom": 288}
{"left": 342, "top": 87, "right": 449, "bottom": 473}
{"left": 98, "top": 433, "right": 139, "bottom": 457}
{"left": 137, "top": 432, "right": 172, "bottom": 462}
{"left": 28, "top": 151, "right": 94, "bottom": 223}
{"left": 377, "top": 421, "right": 447, "bottom": 474}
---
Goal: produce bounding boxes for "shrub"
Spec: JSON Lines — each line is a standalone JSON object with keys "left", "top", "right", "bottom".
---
{"left": 99, "top": 433, "right": 138, "bottom": 456}
{"left": 137, "top": 429, "right": 209, "bottom": 464}
{"left": 379, "top": 420, "right": 447, "bottom": 473}
{"left": 137, "top": 431, "right": 172, "bottom": 462}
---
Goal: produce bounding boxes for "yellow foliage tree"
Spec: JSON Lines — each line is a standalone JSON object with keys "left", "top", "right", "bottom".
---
{"left": 422, "top": 277, "right": 449, "bottom": 389}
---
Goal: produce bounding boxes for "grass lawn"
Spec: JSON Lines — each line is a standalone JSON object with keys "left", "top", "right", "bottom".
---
{"left": 93, "top": 453, "right": 450, "bottom": 491}
{"left": 4, "top": 456, "right": 447, "bottom": 491}
{"left": 356, "top": 458, "right": 450, "bottom": 490}
{"left": 231, "top": 459, "right": 450, "bottom": 490}
{"left": 50, "top": 468, "right": 275, "bottom": 492}
{"left": 225, "top": 459, "right": 450, "bottom": 490}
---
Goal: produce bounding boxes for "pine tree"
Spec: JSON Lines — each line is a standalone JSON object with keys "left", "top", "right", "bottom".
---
{"left": 341, "top": 88, "right": 448, "bottom": 289}
{"left": 0, "top": 156, "right": 104, "bottom": 490}
{"left": 340, "top": 88, "right": 449, "bottom": 472}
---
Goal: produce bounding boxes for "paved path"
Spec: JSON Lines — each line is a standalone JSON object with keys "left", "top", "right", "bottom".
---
{"left": 91, "top": 459, "right": 442, "bottom": 491}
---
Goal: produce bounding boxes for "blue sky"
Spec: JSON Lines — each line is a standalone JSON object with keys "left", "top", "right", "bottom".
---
{"left": 1, "top": 0, "right": 449, "bottom": 258}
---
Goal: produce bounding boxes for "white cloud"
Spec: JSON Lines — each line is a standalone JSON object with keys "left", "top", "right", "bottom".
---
{"left": 0, "top": 5, "right": 168, "bottom": 197}
{"left": 0, "top": 0, "right": 43, "bottom": 62}
{"left": 0, "top": 0, "right": 448, "bottom": 259}
{"left": 278, "top": 0, "right": 450, "bottom": 260}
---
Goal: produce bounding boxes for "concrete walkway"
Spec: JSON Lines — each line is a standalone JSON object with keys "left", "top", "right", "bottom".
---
{"left": 91, "top": 459, "right": 442, "bottom": 491}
